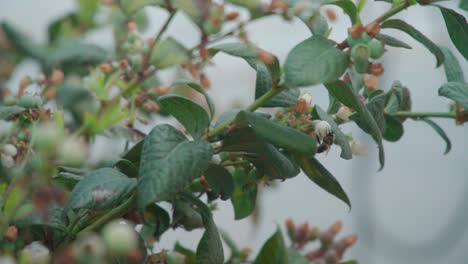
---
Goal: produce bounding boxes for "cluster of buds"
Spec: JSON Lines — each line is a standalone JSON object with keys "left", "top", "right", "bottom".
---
{"left": 275, "top": 93, "right": 314, "bottom": 134}
{"left": 122, "top": 22, "right": 148, "bottom": 71}
{"left": 286, "top": 219, "right": 357, "bottom": 263}
{"left": 347, "top": 23, "right": 385, "bottom": 91}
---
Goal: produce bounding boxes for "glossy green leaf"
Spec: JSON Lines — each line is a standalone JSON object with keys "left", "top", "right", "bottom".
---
{"left": 439, "top": 7, "right": 468, "bottom": 60}
{"left": 114, "top": 159, "right": 139, "bottom": 178}
{"left": 137, "top": 125, "right": 212, "bottom": 210}
{"left": 285, "top": 36, "right": 349, "bottom": 88}
{"left": 296, "top": 156, "right": 351, "bottom": 208}
{"left": 172, "top": 79, "right": 215, "bottom": 119}
{"left": 150, "top": 37, "right": 189, "bottom": 69}
{"left": 438, "top": 82, "right": 468, "bottom": 109}
{"left": 0, "top": 106, "right": 25, "bottom": 120}
{"left": 418, "top": 118, "right": 451, "bottom": 154}
{"left": 158, "top": 94, "right": 210, "bottom": 138}
{"left": 253, "top": 228, "right": 287, "bottom": 264}
{"left": 222, "top": 127, "right": 300, "bottom": 179}
{"left": 204, "top": 164, "right": 234, "bottom": 200}
{"left": 323, "top": 0, "right": 360, "bottom": 24}
{"left": 376, "top": 34, "right": 412, "bottom": 49}
{"left": 235, "top": 111, "right": 317, "bottom": 155}
{"left": 440, "top": 47, "right": 465, "bottom": 83}
{"left": 381, "top": 19, "right": 444, "bottom": 67}
{"left": 231, "top": 168, "right": 258, "bottom": 220}
{"left": 325, "top": 80, "right": 385, "bottom": 169}
{"left": 120, "top": 140, "right": 144, "bottom": 168}
{"left": 68, "top": 168, "right": 137, "bottom": 210}
{"left": 312, "top": 106, "right": 352, "bottom": 159}
{"left": 383, "top": 115, "right": 404, "bottom": 142}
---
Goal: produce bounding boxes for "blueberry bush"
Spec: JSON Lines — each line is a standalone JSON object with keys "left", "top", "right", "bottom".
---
{"left": 0, "top": 0, "right": 467, "bottom": 263}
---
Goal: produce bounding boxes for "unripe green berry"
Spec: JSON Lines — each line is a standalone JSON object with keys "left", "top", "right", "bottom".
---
{"left": 351, "top": 44, "right": 370, "bottom": 74}
{"left": 3, "top": 96, "right": 16, "bottom": 106}
{"left": 361, "top": 32, "right": 372, "bottom": 43}
{"left": 102, "top": 221, "right": 138, "bottom": 256}
{"left": 32, "top": 123, "right": 62, "bottom": 150}
{"left": 17, "top": 95, "right": 43, "bottom": 108}
{"left": 368, "top": 39, "right": 384, "bottom": 59}
{"left": 59, "top": 137, "right": 87, "bottom": 166}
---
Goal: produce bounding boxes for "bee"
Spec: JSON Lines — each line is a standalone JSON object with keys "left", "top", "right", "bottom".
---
{"left": 317, "top": 131, "right": 335, "bottom": 154}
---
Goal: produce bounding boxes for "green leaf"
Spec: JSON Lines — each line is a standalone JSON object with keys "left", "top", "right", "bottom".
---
{"left": 300, "top": 13, "right": 329, "bottom": 36}
{"left": 356, "top": 94, "right": 387, "bottom": 133}
{"left": 296, "top": 156, "right": 351, "bottom": 208}
{"left": 253, "top": 228, "right": 287, "bottom": 264}
{"left": 211, "top": 43, "right": 297, "bottom": 107}
{"left": 438, "top": 82, "right": 468, "bottom": 109}
{"left": 121, "top": 140, "right": 144, "bottom": 168}
{"left": 158, "top": 95, "right": 210, "bottom": 138}
{"left": 14, "top": 204, "right": 67, "bottom": 232}
{"left": 376, "top": 34, "right": 412, "bottom": 49}
{"left": 461, "top": 0, "right": 468, "bottom": 11}
{"left": 418, "top": 118, "right": 451, "bottom": 154}
{"left": 323, "top": 0, "right": 360, "bottom": 24}
{"left": 172, "top": 79, "right": 215, "bottom": 119}
{"left": 383, "top": 115, "right": 404, "bottom": 141}
{"left": 114, "top": 159, "right": 139, "bottom": 178}
{"left": 137, "top": 125, "right": 212, "bottom": 210}
{"left": 381, "top": 19, "right": 444, "bottom": 67}
{"left": 285, "top": 36, "right": 349, "bottom": 88}
{"left": 287, "top": 249, "right": 309, "bottom": 264}
{"left": 325, "top": 80, "right": 385, "bottom": 170}
{"left": 339, "top": 261, "right": 359, "bottom": 264}
{"left": 439, "top": 7, "right": 468, "bottom": 60}
{"left": 47, "top": 41, "right": 108, "bottom": 71}
{"left": 143, "top": 203, "right": 171, "bottom": 239}
{"left": 53, "top": 172, "right": 84, "bottom": 190}
{"left": 181, "top": 194, "right": 224, "bottom": 264}
{"left": 172, "top": 0, "right": 205, "bottom": 26}
{"left": 312, "top": 106, "right": 352, "bottom": 159}
{"left": 78, "top": 0, "right": 99, "bottom": 25}
{"left": 150, "top": 37, "right": 189, "bottom": 69}
{"left": 68, "top": 168, "right": 137, "bottom": 210}
{"left": 173, "top": 201, "right": 204, "bottom": 231}
{"left": 222, "top": 127, "right": 300, "bottom": 179}
{"left": 440, "top": 47, "right": 465, "bottom": 83}
{"left": 0, "top": 106, "right": 25, "bottom": 120}
{"left": 235, "top": 111, "right": 317, "bottom": 155}
{"left": 1, "top": 22, "right": 47, "bottom": 61}
{"left": 118, "top": 0, "right": 164, "bottom": 15}
{"left": 231, "top": 168, "right": 258, "bottom": 220}
{"left": 204, "top": 164, "right": 234, "bottom": 200}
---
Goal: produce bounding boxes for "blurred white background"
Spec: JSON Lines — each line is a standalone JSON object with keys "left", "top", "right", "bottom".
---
{"left": 1, "top": 1, "right": 467, "bottom": 263}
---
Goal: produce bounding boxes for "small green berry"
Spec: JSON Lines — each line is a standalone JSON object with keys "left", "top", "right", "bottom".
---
{"left": 102, "top": 221, "right": 138, "bottom": 256}
{"left": 368, "top": 39, "right": 384, "bottom": 59}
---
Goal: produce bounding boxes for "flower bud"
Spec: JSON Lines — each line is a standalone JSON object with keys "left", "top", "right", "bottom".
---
{"left": 154, "top": 85, "right": 170, "bottom": 96}
{"left": 364, "top": 75, "right": 378, "bottom": 91}
{"left": 335, "top": 106, "right": 352, "bottom": 121}
{"left": 2, "top": 144, "right": 17, "bottom": 157}
{"left": 369, "top": 63, "right": 384, "bottom": 76}
{"left": 19, "top": 241, "right": 51, "bottom": 264}
{"left": 100, "top": 63, "right": 113, "bottom": 74}
{"left": 3, "top": 225, "right": 18, "bottom": 242}
{"left": 257, "top": 50, "right": 275, "bottom": 65}
{"left": 349, "top": 24, "right": 365, "bottom": 39}
{"left": 226, "top": 11, "right": 239, "bottom": 20}
{"left": 351, "top": 139, "right": 368, "bottom": 155}
{"left": 102, "top": 221, "right": 138, "bottom": 256}
{"left": 200, "top": 74, "right": 211, "bottom": 89}
{"left": 366, "top": 22, "right": 381, "bottom": 37}
{"left": 295, "top": 93, "right": 312, "bottom": 113}
{"left": 19, "top": 77, "right": 31, "bottom": 95}
{"left": 50, "top": 69, "right": 64, "bottom": 85}
{"left": 314, "top": 121, "right": 332, "bottom": 141}
{"left": 325, "top": 8, "right": 337, "bottom": 22}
